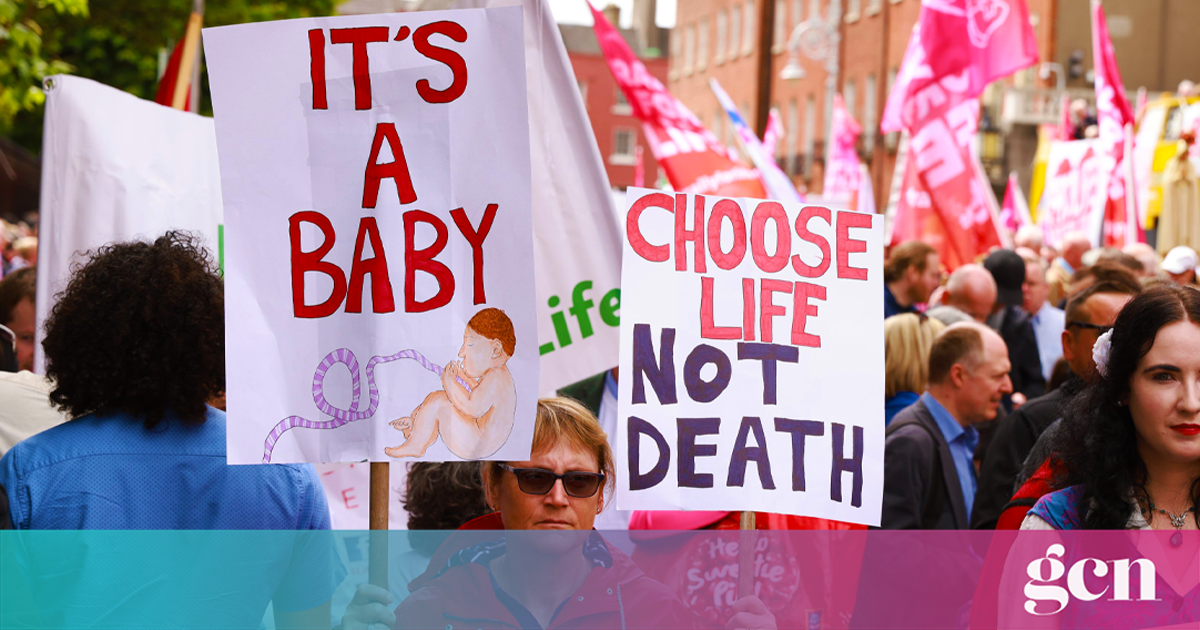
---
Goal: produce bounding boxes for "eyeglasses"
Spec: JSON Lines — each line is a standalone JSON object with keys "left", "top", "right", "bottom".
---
{"left": 1067, "top": 321, "right": 1112, "bottom": 335}
{"left": 498, "top": 464, "right": 605, "bottom": 498}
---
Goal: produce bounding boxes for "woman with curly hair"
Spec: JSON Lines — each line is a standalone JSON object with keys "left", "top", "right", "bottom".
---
{"left": 0, "top": 232, "right": 334, "bottom": 532}
{"left": 1022, "top": 284, "right": 1200, "bottom": 531}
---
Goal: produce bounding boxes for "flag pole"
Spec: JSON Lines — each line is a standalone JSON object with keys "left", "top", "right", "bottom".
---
{"left": 369, "top": 462, "right": 390, "bottom": 589}
{"left": 171, "top": 3, "right": 204, "bottom": 111}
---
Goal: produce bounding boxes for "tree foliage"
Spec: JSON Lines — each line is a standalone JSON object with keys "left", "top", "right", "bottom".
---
{"left": 6, "top": 0, "right": 337, "bottom": 153}
{"left": 0, "top": 0, "right": 88, "bottom": 136}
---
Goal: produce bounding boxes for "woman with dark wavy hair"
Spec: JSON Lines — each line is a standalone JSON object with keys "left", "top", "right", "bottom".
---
{"left": 0, "top": 232, "right": 333, "bottom": 532}
{"left": 1022, "top": 284, "right": 1200, "bottom": 532}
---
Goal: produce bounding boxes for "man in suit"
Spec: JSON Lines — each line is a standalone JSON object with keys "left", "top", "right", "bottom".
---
{"left": 984, "top": 249, "right": 1044, "bottom": 411}
{"left": 882, "top": 323, "right": 1012, "bottom": 529}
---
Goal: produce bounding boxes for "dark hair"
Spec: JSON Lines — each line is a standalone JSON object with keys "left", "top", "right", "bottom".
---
{"left": 404, "top": 461, "right": 490, "bottom": 556}
{"left": 927, "top": 325, "right": 983, "bottom": 384}
{"left": 42, "top": 232, "right": 224, "bottom": 428}
{"left": 884, "top": 241, "right": 937, "bottom": 283}
{"left": 1057, "top": 285, "right": 1200, "bottom": 528}
{"left": 0, "top": 266, "right": 36, "bottom": 326}
{"left": 1064, "top": 279, "right": 1142, "bottom": 322}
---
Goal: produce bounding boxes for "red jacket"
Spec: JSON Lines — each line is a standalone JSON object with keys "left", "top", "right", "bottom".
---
{"left": 395, "top": 513, "right": 696, "bottom": 630}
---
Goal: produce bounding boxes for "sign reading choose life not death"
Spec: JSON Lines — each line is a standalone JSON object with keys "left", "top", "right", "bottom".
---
{"left": 205, "top": 7, "right": 537, "bottom": 465}
{"left": 618, "top": 188, "right": 884, "bottom": 525}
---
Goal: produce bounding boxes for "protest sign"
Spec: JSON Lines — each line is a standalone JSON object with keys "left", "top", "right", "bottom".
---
{"left": 35, "top": 76, "right": 224, "bottom": 372}
{"left": 204, "top": 7, "right": 538, "bottom": 464}
{"left": 1038, "top": 140, "right": 1104, "bottom": 248}
{"left": 616, "top": 188, "right": 884, "bottom": 525}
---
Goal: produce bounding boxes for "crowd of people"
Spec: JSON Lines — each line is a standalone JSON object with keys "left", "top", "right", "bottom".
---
{"left": 0, "top": 221, "right": 1199, "bottom": 627}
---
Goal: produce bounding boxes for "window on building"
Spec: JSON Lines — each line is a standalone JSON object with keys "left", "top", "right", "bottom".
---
{"left": 771, "top": 101, "right": 782, "bottom": 158}
{"left": 845, "top": 80, "right": 857, "bottom": 129}
{"left": 684, "top": 24, "right": 695, "bottom": 75}
{"left": 792, "top": 0, "right": 804, "bottom": 28}
{"left": 729, "top": 4, "right": 739, "bottom": 60}
{"left": 698, "top": 19, "right": 709, "bottom": 71}
{"left": 787, "top": 100, "right": 799, "bottom": 175}
{"left": 716, "top": 10, "right": 727, "bottom": 63}
{"left": 810, "top": 0, "right": 821, "bottom": 21}
{"left": 611, "top": 128, "right": 637, "bottom": 165}
{"left": 773, "top": 1, "right": 786, "bottom": 54}
{"left": 742, "top": 1, "right": 756, "bottom": 56}
{"left": 804, "top": 95, "right": 816, "bottom": 176}
{"left": 847, "top": 0, "right": 861, "bottom": 19}
{"left": 868, "top": 0, "right": 883, "bottom": 13}
{"left": 670, "top": 28, "right": 682, "bottom": 79}
{"left": 613, "top": 87, "right": 632, "bottom": 115}
{"left": 864, "top": 74, "right": 877, "bottom": 152}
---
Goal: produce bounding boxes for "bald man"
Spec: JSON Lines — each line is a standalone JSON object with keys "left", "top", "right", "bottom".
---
{"left": 927, "top": 264, "right": 997, "bottom": 326}
{"left": 883, "top": 322, "right": 1013, "bottom": 529}
{"left": 1048, "top": 232, "right": 1091, "bottom": 306}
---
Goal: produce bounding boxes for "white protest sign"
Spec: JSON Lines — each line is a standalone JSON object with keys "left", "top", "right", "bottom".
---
{"left": 1038, "top": 139, "right": 1106, "bottom": 248}
{"left": 616, "top": 188, "right": 884, "bottom": 525}
{"left": 204, "top": 7, "right": 538, "bottom": 465}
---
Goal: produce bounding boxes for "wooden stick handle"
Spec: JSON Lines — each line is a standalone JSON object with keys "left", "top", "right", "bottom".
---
{"left": 738, "top": 511, "right": 756, "bottom": 599}
{"left": 368, "top": 462, "right": 389, "bottom": 589}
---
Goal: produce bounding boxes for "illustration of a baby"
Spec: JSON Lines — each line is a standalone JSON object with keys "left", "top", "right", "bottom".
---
{"left": 385, "top": 307, "right": 517, "bottom": 460}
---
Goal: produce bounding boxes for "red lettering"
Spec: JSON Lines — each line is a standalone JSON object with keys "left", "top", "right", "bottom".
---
{"left": 309, "top": 29, "right": 327, "bottom": 110}
{"left": 759, "top": 279, "right": 792, "bottom": 343}
{"left": 289, "top": 211, "right": 347, "bottom": 319}
{"left": 791, "top": 282, "right": 827, "bottom": 347}
{"left": 627, "top": 193, "right": 673, "bottom": 262}
{"left": 750, "top": 201, "right": 790, "bottom": 273}
{"left": 346, "top": 217, "right": 395, "bottom": 314}
{"left": 700, "top": 276, "right": 741, "bottom": 340}
{"left": 742, "top": 277, "right": 756, "bottom": 341}
{"left": 404, "top": 210, "right": 454, "bottom": 312}
{"left": 836, "top": 210, "right": 872, "bottom": 280}
{"left": 413, "top": 21, "right": 468, "bottom": 104}
{"left": 792, "top": 206, "right": 832, "bottom": 278}
{"left": 450, "top": 203, "right": 497, "bottom": 305}
{"left": 674, "top": 193, "right": 706, "bottom": 272}
{"left": 707, "top": 199, "right": 747, "bottom": 270}
{"left": 330, "top": 26, "right": 389, "bottom": 110}
{"left": 363, "top": 123, "right": 418, "bottom": 208}
{"left": 341, "top": 488, "right": 359, "bottom": 510}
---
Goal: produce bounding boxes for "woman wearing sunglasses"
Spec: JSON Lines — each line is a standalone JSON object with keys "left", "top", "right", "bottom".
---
{"left": 343, "top": 397, "right": 775, "bottom": 630}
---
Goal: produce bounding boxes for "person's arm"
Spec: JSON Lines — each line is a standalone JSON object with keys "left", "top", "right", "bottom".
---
{"left": 881, "top": 429, "right": 932, "bottom": 530}
{"left": 442, "top": 365, "right": 497, "bottom": 418}
{"left": 275, "top": 600, "right": 332, "bottom": 630}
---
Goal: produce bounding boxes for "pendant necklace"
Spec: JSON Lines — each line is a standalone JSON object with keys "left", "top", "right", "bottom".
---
{"left": 1147, "top": 501, "right": 1194, "bottom": 547}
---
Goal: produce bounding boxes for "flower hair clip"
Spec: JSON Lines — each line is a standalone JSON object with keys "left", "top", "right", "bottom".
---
{"left": 1093, "top": 329, "right": 1114, "bottom": 379}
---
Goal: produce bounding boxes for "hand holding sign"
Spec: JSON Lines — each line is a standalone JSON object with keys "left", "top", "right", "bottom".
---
{"left": 617, "top": 189, "right": 884, "bottom": 525}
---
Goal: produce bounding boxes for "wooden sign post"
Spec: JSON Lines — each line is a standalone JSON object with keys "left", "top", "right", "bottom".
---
{"left": 369, "top": 461, "right": 389, "bottom": 589}
{"left": 738, "top": 511, "right": 756, "bottom": 599}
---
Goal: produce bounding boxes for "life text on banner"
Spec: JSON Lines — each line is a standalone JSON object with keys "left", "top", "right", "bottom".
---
{"left": 616, "top": 188, "right": 885, "bottom": 526}
{"left": 204, "top": 7, "right": 538, "bottom": 465}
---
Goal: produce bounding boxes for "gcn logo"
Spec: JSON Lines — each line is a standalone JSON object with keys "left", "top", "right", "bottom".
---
{"left": 1024, "top": 544, "right": 1158, "bottom": 615}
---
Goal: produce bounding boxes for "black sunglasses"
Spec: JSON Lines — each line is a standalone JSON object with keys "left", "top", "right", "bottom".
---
{"left": 1066, "top": 321, "right": 1112, "bottom": 335}
{"left": 498, "top": 464, "right": 605, "bottom": 498}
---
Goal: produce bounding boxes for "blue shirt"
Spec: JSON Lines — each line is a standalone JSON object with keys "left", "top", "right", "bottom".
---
{"left": 921, "top": 392, "right": 979, "bottom": 519}
{"left": 1030, "top": 305, "right": 1066, "bottom": 381}
{"left": 884, "top": 285, "right": 917, "bottom": 319}
{"left": 885, "top": 391, "right": 921, "bottom": 427}
{"left": 0, "top": 406, "right": 332, "bottom": 530}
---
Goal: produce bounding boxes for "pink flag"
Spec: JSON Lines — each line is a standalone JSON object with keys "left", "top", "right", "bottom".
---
{"left": 883, "top": 0, "right": 1037, "bottom": 269}
{"left": 634, "top": 145, "right": 645, "bottom": 188}
{"left": 1091, "top": 0, "right": 1142, "bottom": 247}
{"left": 761, "top": 108, "right": 784, "bottom": 157}
{"left": 823, "top": 93, "right": 863, "bottom": 200}
{"left": 589, "top": 4, "right": 768, "bottom": 198}
{"left": 1057, "top": 92, "right": 1073, "bottom": 142}
{"left": 999, "top": 171, "right": 1032, "bottom": 234}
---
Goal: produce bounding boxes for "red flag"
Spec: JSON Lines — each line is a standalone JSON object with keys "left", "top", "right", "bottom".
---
{"left": 154, "top": 11, "right": 203, "bottom": 111}
{"left": 589, "top": 4, "right": 767, "bottom": 197}
{"left": 999, "top": 171, "right": 1032, "bottom": 234}
{"left": 824, "top": 93, "right": 863, "bottom": 199}
{"left": 883, "top": 0, "right": 1037, "bottom": 268}
{"left": 761, "top": 108, "right": 784, "bottom": 156}
{"left": 1091, "top": 0, "right": 1143, "bottom": 246}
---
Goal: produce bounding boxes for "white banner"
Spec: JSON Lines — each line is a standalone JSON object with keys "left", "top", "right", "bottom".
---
{"left": 35, "top": 76, "right": 224, "bottom": 371}
{"left": 205, "top": 7, "right": 538, "bottom": 464}
{"left": 448, "top": 0, "right": 625, "bottom": 394}
{"left": 1038, "top": 139, "right": 1105, "bottom": 248}
{"left": 616, "top": 188, "right": 884, "bottom": 525}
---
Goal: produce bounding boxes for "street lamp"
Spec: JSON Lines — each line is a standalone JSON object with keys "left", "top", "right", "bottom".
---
{"left": 780, "top": 0, "right": 841, "bottom": 173}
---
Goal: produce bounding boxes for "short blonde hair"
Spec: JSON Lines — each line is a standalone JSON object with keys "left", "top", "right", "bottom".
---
{"left": 885, "top": 313, "right": 946, "bottom": 398}
{"left": 484, "top": 397, "right": 616, "bottom": 499}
